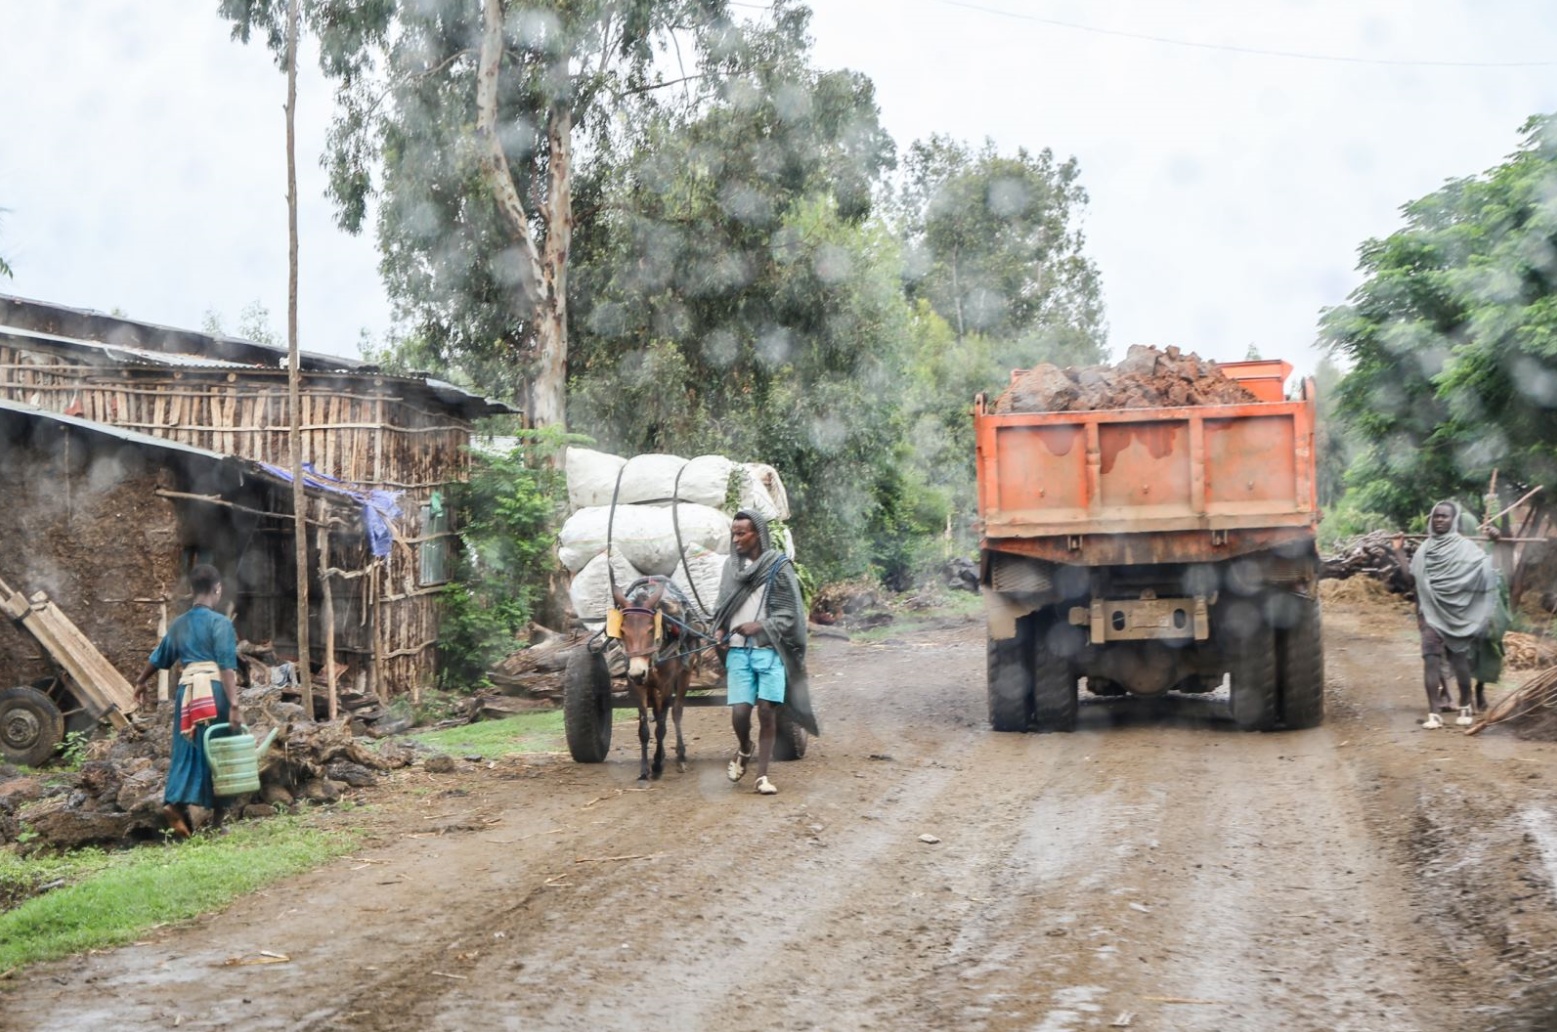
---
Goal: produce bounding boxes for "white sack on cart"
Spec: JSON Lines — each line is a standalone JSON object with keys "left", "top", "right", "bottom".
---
{"left": 568, "top": 549, "right": 644, "bottom": 624}
{"left": 564, "top": 447, "right": 628, "bottom": 511}
{"left": 613, "top": 453, "right": 736, "bottom": 508}
{"left": 670, "top": 547, "right": 728, "bottom": 620}
{"left": 738, "top": 462, "right": 791, "bottom": 522}
{"left": 557, "top": 503, "right": 731, "bottom": 575}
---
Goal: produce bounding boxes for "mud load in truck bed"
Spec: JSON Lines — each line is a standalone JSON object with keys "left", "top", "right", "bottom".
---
{"left": 994, "top": 345, "right": 1260, "bottom": 414}
{"left": 975, "top": 348, "right": 1323, "bottom": 735}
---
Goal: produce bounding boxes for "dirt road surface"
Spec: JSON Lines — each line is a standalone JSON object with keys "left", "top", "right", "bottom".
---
{"left": 5, "top": 598, "right": 1557, "bottom": 1032}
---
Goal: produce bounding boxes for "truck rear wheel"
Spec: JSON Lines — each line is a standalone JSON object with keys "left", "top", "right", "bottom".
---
{"left": 1277, "top": 593, "right": 1325, "bottom": 729}
{"left": 986, "top": 617, "right": 1034, "bottom": 732}
{"left": 1225, "top": 601, "right": 1279, "bottom": 732}
{"left": 1033, "top": 621, "right": 1080, "bottom": 732}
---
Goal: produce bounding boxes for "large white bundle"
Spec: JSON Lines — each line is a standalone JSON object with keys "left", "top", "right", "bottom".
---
{"left": 557, "top": 503, "right": 731, "bottom": 575}
{"left": 565, "top": 447, "right": 627, "bottom": 511}
{"left": 669, "top": 454, "right": 738, "bottom": 508}
{"left": 564, "top": 449, "right": 738, "bottom": 512}
{"left": 671, "top": 547, "right": 728, "bottom": 620}
{"left": 568, "top": 549, "right": 644, "bottom": 624}
{"left": 614, "top": 453, "right": 736, "bottom": 508}
{"left": 739, "top": 462, "right": 791, "bottom": 522}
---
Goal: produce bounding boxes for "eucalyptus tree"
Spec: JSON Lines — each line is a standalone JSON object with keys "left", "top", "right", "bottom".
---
{"left": 220, "top": 0, "right": 737, "bottom": 427}
{"left": 896, "top": 134, "right": 1105, "bottom": 355}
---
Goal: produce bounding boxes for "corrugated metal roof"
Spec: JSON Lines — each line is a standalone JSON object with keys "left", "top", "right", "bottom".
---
{"left": 0, "top": 395, "right": 235, "bottom": 462}
{"left": 0, "top": 397, "right": 353, "bottom": 509}
{"left": 0, "top": 293, "right": 362, "bottom": 372}
{"left": 0, "top": 296, "right": 519, "bottom": 418}
{"left": 0, "top": 324, "right": 256, "bottom": 370}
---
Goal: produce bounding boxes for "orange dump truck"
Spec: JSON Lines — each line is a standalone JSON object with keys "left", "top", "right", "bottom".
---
{"left": 973, "top": 359, "right": 1323, "bottom": 732}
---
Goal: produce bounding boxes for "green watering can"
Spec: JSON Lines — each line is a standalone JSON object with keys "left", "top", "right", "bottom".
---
{"left": 203, "top": 723, "right": 279, "bottom": 798}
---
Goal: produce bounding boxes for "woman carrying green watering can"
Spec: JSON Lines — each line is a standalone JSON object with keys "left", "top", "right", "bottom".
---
{"left": 134, "top": 564, "right": 243, "bottom": 838}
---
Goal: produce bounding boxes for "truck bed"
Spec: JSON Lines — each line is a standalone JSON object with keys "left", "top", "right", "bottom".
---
{"left": 975, "top": 364, "right": 1318, "bottom": 556}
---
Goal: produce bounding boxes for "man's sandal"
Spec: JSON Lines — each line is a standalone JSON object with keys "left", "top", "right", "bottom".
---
{"left": 727, "top": 747, "right": 753, "bottom": 783}
{"left": 1422, "top": 712, "right": 1444, "bottom": 730}
{"left": 755, "top": 775, "right": 778, "bottom": 795}
{"left": 1456, "top": 706, "right": 1475, "bottom": 727}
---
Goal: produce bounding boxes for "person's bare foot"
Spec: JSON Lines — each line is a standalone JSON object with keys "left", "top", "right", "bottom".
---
{"left": 161, "top": 804, "right": 192, "bottom": 839}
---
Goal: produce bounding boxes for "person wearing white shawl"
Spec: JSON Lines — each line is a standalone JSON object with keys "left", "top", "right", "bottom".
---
{"left": 1393, "top": 501, "right": 1500, "bottom": 729}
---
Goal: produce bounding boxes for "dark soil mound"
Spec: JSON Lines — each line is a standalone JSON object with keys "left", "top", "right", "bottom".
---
{"left": 993, "top": 345, "right": 1258, "bottom": 414}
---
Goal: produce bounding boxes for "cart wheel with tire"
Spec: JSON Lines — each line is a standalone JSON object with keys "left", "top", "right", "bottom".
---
{"left": 0, "top": 684, "right": 66, "bottom": 767}
{"left": 561, "top": 639, "right": 810, "bottom": 765}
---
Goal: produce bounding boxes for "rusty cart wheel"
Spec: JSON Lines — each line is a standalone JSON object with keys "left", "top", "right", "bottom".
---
{"left": 564, "top": 647, "right": 614, "bottom": 763}
{"left": 772, "top": 710, "right": 808, "bottom": 761}
{"left": 33, "top": 674, "right": 96, "bottom": 736}
{"left": 986, "top": 614, "right": 1034, "bottom": 732}
{"left": 0, "top": 685, "right": 66, "bottom": 767}
{"left": 1277, "top": 592, "right": 1325, "bottom": 730}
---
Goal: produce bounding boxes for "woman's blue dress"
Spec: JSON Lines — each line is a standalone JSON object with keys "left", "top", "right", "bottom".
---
{"left": 148, "top": 606, "right": 239, "bottom": 809}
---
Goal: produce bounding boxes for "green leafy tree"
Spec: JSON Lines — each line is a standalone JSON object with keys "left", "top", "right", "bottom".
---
{"left": 563, "top": 9, "right": 905, "bottom": 578}
{"left": 896, "top": 134, "right": 1105, "bottom": 353}
{"left": 437, "top": 432, "right": 569, "bottom": 688}
{"left": 1321, "top": 115, "right": 1557, "bottom": 530}
{"left": 890, "top": 138, "right": 1107, "bottom": 553}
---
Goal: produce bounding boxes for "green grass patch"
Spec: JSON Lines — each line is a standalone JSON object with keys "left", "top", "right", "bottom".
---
{"left": 408, "top": 710, "right": 565, "bottom": 759}
{"left": 0, "top": 816, "right": 358, "bottom": 972}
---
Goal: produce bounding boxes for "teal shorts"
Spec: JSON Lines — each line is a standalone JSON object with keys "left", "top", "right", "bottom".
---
{"left": 727, "top": 647, "right": 787, "bottom": 706}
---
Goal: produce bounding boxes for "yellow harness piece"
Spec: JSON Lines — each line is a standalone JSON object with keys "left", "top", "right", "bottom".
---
{"left": 605, "top": 608, "right": 662, "bottom": 643}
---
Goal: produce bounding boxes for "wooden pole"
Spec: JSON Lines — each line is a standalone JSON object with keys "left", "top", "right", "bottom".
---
{"left": 318, "top": 512, "right": 338, "bottom": 722}
{"left": 156, "top": 602, "right": 170, "bottom": 703}
{"left": 284, "top": 0, "right": 313, "bottom": 720}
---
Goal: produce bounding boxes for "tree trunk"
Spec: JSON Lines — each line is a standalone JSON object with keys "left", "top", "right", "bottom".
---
{"left": 950, "top": 245, "right": 965, "bottom": 343}
{"left": 529, "top": 104, "right": 573, "bottom": 429}
{"left": 285, "top": 0, "right": 313, "bottom": 719}
{"left": 476, "top": 0, "right": 570, "bottom": 432}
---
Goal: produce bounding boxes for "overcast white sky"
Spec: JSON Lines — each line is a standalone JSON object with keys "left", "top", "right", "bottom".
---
{"left": 3, "top": 2, "right": 1556, "bottom": 376}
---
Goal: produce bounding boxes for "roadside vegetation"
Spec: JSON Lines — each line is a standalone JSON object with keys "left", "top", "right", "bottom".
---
{"left": 410, "top": 711, "right": 566, "bottom": 760}
{"left": 0, "top": 816, "right": 358, "bottom": 972}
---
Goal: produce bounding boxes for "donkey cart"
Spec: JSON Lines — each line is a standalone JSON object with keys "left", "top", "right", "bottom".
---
{"left": 561, "top": 640, "right": 808, "bottom": 766}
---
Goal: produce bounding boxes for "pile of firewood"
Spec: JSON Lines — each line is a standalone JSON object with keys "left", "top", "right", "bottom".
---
{"left": 1321, "top": 531, "right": 1417, "bottom": 597}
{"left": 0, "top": 679, "right": 438, "bottom": 853}
{"left": 1503, "top": 632, "right": 1557, "bottom": 671}
{"left": 487, "top": 625, "right": 587, "bottom": 702}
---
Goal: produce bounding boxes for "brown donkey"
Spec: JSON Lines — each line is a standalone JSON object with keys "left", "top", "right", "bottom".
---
{"left": 613, "top": 577, "right": 699, "bottom": 780}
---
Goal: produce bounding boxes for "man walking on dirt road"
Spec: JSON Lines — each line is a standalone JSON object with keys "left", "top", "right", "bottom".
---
{"left": 712, "top": 509, "right": 818, "bottom": 795}
{"left": 1394, "top": 501, "right": 1500, "bottom": 729}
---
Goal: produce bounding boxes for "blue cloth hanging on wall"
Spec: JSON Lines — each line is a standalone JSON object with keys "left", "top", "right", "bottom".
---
{"left": 258, "top": 462, "right": 403, "bottom": 558}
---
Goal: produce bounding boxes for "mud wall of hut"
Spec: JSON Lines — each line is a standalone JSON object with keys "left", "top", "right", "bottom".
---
{"left": 0, "top": 426, "right": 182, "bottom": 691}
{"left": 0, "top": 343, "right": 469, "bottom": 695}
